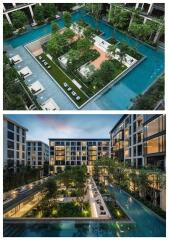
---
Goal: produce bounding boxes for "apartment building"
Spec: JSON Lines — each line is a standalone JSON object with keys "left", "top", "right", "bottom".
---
{"left": 3, "top": 3, "right": 37, "bottom": 25}
{"left": 49, "top": 138, "right": 110, "bottom": 173}
{"left": 26, "top": 141, "right": 49, "bottom": 175}
{"left": 143, "top": 114, "right": 166, "bottom": 171}
{"left": 110, "top": 114, "right": 144, "bottom": 168}
{"left": 3, "top": 117, "right": 28, "bottom": 173}
{"left": 110, "top": 114, "right": 166, "bottom": 210}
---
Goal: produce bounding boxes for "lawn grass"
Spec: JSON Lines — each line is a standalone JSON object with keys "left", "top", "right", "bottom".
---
{"left": 37, "top": 53, "right": 89, "bottom": 108}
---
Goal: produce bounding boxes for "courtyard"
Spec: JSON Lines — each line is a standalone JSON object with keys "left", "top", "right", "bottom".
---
{"left": 3, "top": 3, "right": 164, "bottom": 110}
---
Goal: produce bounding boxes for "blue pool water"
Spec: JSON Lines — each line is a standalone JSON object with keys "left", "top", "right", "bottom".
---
{"left": 3, "top": 185, "right": 165, "bottom": 237}
{"left": 5, "top": 10, "right": 164, "bottom": 109}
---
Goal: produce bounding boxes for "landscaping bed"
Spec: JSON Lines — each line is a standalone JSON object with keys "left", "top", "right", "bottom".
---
{"left": 36, "top": 53, "right": 89, "bottom": 108}
{"left": 105, "top": 200, "right": 129, "bottom": 220}
{"left": 25, "top": 201, "right": 91, "bottom": 218}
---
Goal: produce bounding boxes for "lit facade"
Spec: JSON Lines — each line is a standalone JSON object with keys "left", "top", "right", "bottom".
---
{"left": 143, "top": 114, "right": 166, "bottom": 171}
{"left": 49, "top": 138, "right": 110, "bottom": 173}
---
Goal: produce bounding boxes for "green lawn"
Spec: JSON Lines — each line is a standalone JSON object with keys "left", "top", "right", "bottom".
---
{"left": 37, "top": 53, "right": 89, "bottom": 108}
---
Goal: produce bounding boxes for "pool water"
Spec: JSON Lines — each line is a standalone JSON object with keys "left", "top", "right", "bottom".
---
{"left": 3, "top": 185, "right": 165, "bottom": 237}
{"left": 5, "top": 10, "right": 164, "bottom": 109}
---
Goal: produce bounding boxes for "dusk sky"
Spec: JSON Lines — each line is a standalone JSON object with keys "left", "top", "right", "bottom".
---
{"left": 4, "top": 114, "right": 122, "bottom": 144}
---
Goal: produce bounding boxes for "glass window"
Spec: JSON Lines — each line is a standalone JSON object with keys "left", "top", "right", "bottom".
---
{"left": 8, "top": 150, "right": 14, "bottom": 158}
{"left": 8, "top": 122, "right": 14, "bottom": 131}
{"left": 7, "top": 131, "right": 14, "bottom": 140}
{"left": 7, "top": 140, "right": 14, "bottom": 149}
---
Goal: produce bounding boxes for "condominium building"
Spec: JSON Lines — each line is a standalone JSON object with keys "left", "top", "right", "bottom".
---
{"left": 3, "top": 3, "right": 37, "bottom": 25}
{"left": 3, "top": 117, "right": 28, "bottom": 173}
{"left": 110, "top": 114, "right": 144, "bottom": 168}
{"left": 110, "top": 114, "right": 166, "bottom": 170}
{"left": 49, "top": 138, "right": 110, "bottom": 173}
{"left": 26, "top": 141, "right": 49, "bottom": 172}
{"left": 143, "top": 114, "right": 166, "bottom": 171}
{"left": 110, "top": 114, "right": 166, "bottom": 211}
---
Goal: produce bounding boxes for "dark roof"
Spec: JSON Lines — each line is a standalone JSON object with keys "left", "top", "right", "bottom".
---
{"left": 3, "top": 116, "right": 28, "bottom": 131}
{"left": 109, "top": 114, "right": 126, "bottom": 134}
{"left": 49, "top": 138, "right": 110, "bottom": 141}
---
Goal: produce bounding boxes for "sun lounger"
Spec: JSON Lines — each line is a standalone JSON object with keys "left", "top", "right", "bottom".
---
{"left": 10, "top": 54, "right": 22, "bottom": 65}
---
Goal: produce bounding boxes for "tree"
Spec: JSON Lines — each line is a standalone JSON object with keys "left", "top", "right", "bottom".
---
{"left": 107, "top": 44, "right": 117, "bottom": 58}
{"left": 62, "top": 28, "right": 75, "bottom": 40}
{"left": 63, "top": 11, "right": 71, "bottom": 28}
{"left": 83, "top": 27, "right": 95, "bottom": 40}
{"left": 11, "top": 10, "right": 28, "bottom": 29}
{"left": 47, "top": 32, "right": 68, "bottom": 56}
{"left": 131, "top": 75, "right": 164, "bottom": 110}
{"left": 118, "top": 43, "right": 129, "bottom": 63}
{"left": 67, "top": 49, "right": 80, "bottom": 65}
{"left": 43, "top": 3, "right": 57, "bottom": 20}
{"left": 91, "top": 4, "right": 102, "bottom": 30}
{"left": 129, "top": 169, "right": 139, "bottom": 192}
{"left": 34, "top": 5, "right": 44, "bottom": 24}
{"left": 77, "top": 38, "right": 92, "bottom": 54}
{"left": 3, "top": 20, "right": 13, "bottom": 38}
{"left": 46, "top": 178, "right": 57, "bottom": 197}
{"left": 51, "top": 21, "right": 59, "bottom": 33}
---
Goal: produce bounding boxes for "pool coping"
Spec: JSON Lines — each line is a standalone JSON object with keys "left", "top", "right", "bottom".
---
{"left": 110, "top": 185, "right": 166, "bottom": 223}
{"left": 3, "top": 217, "right": 134, "bottom": 224}
{"left": 24, "top": 36, "right": 146, "bottom": 110}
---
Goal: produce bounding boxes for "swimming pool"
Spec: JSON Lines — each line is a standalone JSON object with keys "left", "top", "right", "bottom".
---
{"left": 5, "top": 10, "right": 164, "bottom": 110}
{"left": 3, "top": 185, "right": 165, "bottom": 237}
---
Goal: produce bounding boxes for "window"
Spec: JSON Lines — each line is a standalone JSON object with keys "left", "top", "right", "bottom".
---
{"left": 7, "top": 131, "right": 14, "bottom": 140}
{"left": 146, "top": 135, "right": 165, "bottom": 154}
{"left": 16, "top": 134, "right": 20, "bottom": 142}
{"left": 8, "top": 122, "right": 14, "bottom": 131}
{"left": 8, "top": 150, "right": 14, "bottom": 158}
{"left": 17, "top": 143, "right": 20, "bottom": 150}
{"left": 17, "top": 127, "right": 20, "bottom": 133}
{"left": 8, "top": 140, "right": 14, "bottom": 149}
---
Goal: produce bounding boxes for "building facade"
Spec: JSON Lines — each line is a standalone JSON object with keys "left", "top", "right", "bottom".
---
{"left": 49, "top": 138, "right": 110, "bottom": 173}
{"left": 26, "top": 141, "right": 49, "bottom": 175}
{"left": 143, "top": 114, "right": 166, "bottom": 171}
{"left": 110, "top": 114, "right": 166, "bottom": 211}
{"left": 3, "top": 117, "right": 28, "bottom": 173}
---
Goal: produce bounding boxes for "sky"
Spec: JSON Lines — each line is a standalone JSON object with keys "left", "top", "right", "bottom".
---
{"left": 4, "top": 114, "right": 122, "bottom": 144}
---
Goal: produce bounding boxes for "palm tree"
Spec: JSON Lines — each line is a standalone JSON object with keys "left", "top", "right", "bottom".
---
{"left": 129, "top": 169, "right": 139, "bottom": 193}
{"left": 107, "top": 44, "right": 117, "bottom": 58}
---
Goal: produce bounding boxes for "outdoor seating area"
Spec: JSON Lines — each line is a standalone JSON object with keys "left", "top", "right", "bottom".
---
{"left": 63, "top": 82, "right": 81, "bottom": 101}
{"left": 88, "top": 177, "right": 111, "bottom": 219}
{"left": 41, "top": 98, "right": 60, "bottom": 110}
{"left": 28, "top": 81, "right": 45, "bottom": 95}
{"left": 18, "top": 67, "right": 32, "bottom": 79}
{"left": 38, "top": 55, "right": 51, "bottom": 69}
{"left": 9, "top": 54, "right": 22, "bottom": 65}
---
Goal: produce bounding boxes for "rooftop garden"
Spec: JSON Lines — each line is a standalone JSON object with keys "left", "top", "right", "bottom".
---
{"left": 34, "top": 12, "right": 142, "bottom": 108}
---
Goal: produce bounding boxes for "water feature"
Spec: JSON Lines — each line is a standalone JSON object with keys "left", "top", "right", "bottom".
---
{"left": 4, "top": 10, "right": 164, "bottom": 109}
